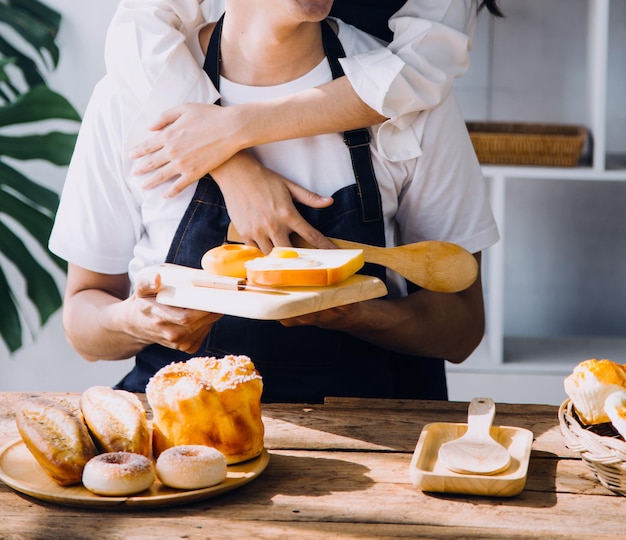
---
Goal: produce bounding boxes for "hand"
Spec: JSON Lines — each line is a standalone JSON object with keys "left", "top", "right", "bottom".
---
{"left": 279, "top": 303, "right": 361, "bottom": 331}
{"left": 130, "top": 103, "right": 242, "bottom": 196}
{"left": 212, "top": 155, "right": 336, "bottom": 253}
{"left": 131, "top": 271, "right": 223, "bottom": 353}
{"left": 129, "top": 103, "right": 336, "bottom": 252}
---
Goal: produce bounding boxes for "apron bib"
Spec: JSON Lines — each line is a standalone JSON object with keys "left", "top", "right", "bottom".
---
{"left": 117, "top": 17, "right": 447, "bottom": 402}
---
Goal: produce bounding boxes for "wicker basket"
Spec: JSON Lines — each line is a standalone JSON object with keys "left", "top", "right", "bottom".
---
{"left": 559, "top": 399, "right": 626, "bottom": 496}
{"left": 466, "top": 122, "right": 587, "bottom": 167}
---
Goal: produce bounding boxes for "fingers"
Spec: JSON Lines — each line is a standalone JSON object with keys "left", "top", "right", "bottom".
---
{"left": 291, "top": 222, "right": 336, "bottom": 249}
{"left": 135, "top": 271, "right": 162, "bottom": 297}
{"left": 147, "top": 107, "right": 183, "bottom": 131}
{"left": 286, "top": 180, "right": 333, "bottom": 209}
{"left": 164, "top": 311, "right": 222, "bottom": 353}
{"left": 129, "top": 141, "right": 163, "bottom": 162}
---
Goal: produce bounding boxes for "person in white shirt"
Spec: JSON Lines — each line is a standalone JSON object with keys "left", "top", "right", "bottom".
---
{"left": 105, "top": 0, "right": 502, "bottom": 252}
{"left": 49, "top": 1, "right": 499, "bottom": 402}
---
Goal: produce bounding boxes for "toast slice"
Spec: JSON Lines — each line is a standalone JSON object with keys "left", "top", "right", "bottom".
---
{"left": 245, "top": 247, "right": 364, "bottom": 287}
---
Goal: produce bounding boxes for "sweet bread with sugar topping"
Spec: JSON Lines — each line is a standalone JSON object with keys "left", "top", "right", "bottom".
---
{"left": 146, "top": 355, "right": 264, "bottom": 464}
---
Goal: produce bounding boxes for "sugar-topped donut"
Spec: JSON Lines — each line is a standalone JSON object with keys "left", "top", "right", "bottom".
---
{"left": 156, "top": 445, "right": 227, "bottom": 490}
{"left": 82, "top": 452, "right": 155, "bottom": 496}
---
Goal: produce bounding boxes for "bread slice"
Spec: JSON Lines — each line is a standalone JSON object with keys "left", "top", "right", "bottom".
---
{"left": 245, "top": 247, "right": 364, "bottom": 287}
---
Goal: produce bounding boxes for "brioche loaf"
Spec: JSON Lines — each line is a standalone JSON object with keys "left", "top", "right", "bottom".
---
{"left": 146, "top": 355, "right": 264, "bottom": 464}
{"left": 16, "top": 397, "right": 97, "bottom": 486}
{"left": 80, "top": 386, "right": 151, "bottom": 457}
{"left": 245, "top": 247, "right": 364, "bottom": 286}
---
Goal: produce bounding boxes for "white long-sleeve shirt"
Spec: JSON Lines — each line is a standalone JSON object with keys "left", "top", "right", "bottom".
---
{"left": 104, "top": 0, "right": 478, "bottom": 160}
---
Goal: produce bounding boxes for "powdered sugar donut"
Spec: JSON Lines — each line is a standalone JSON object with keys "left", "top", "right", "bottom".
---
{"left": 156, "top": 445, "right": 227, "bottom": 490}
{"left": 82, "top": 452, "right": 155, "bottom": 496}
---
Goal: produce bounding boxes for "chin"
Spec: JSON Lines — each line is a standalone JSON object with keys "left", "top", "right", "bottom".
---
{"left": 296, "top": 0, "right": 334, "bottom": 21}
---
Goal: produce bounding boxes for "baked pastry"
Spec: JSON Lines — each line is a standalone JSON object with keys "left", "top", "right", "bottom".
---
{"left": 146, "top": 355, "right": 264, "bottom": 464}
{"left": 202, "top": 244, "right": 263, "bottom": 278}
{"left": 15, "top": 397, "right": 97, "bottom": 486}
{"left": 245, "top": 247, "right": 364, "bottom": 286}
{"left": 604, "top": 390, "right": 626, "bottom": 439}
{"left": 156, "top": 445, "right": 227, "bottom": 490}
{"left": 564, "top": 358, "right": 626, "bottom": 424}
{"left": 82, "top": 452, "right": 155, "bottom": 496}
{"left": 80, "top": 386, "right": 151, "bottom": 457}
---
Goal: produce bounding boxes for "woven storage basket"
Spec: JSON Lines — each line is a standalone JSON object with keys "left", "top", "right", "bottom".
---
{"left": 466, "top": 122, "right": 587, "bottom": 167}
{"left": 559, "top": 399, "right": 626, "bottom": 496}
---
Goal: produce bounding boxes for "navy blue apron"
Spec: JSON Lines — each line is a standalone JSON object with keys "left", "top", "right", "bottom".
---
{"left": 116, "top": 16, "right": 447, "bottom": 402}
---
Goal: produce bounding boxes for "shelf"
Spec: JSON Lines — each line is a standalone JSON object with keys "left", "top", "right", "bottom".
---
{"left": 448, "top": 336, "right": 626, "bottom": 376}
{"left": 447, "top": 1, "right": 622, "bottom": 405}
{"left": 481, "top": 164, "right": 626, "bottom": 182}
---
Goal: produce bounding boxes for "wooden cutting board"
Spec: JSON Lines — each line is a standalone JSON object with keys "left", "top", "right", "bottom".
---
{"left": 149, "top": 264, "right": 388, "bottom": 320}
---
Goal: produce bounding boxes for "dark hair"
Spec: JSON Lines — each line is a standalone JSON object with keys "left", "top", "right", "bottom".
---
{"left": 480, "top": 1, "right": 504, "bottom": 17}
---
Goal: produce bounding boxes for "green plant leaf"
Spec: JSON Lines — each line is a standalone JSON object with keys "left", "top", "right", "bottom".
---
{"left": 0, "top": 181, "right": 65, "bottom": 273}
{"left": 0, "top": 267, "right": 22, "bottom": 353}
{"left": 11, "top": 0, "right": 61, "bottom": 32}
{"left": 0, "top": 2, "right": 60, "bottom": 69}
{"left": 0, "top": 0, "right": 75, "bottom": 353}
{"left": 0, "top": 131, "right": 77, "bottom": 165}
{"left": 0, "top": 220, "right": 62, "bottom": 326}
{"left": 0, "top": 35, "right": 46, "bottom": 92}
{"left": 0, "top": 85, "right": 81, "bottom": 125}
{"left": 0, "top": 160, "right": 59, "bottom": 214}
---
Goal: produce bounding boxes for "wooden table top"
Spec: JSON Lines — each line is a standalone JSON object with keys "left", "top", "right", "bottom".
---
{"left": 0, "top": 392, "right": 623, "bottom": 539}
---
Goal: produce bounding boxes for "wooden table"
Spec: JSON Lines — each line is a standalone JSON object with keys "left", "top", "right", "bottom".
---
{"left": 0, "top": 393, "right": 624, "bottom": 539}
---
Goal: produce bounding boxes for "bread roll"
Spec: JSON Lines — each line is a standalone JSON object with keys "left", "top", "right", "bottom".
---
{"left": 16, "top": 397, "right": 97, "bottom": 486}
{"left": 604, "top": 390, "right": 626, "bottom": 439}
{"left": 146, "top": 355, "right": 264, "bottom": 464}
{"left": 80, "top": 386, "right": 151, "bottom": 457}
{"left": 564, "top": 358, "right": 626, "bottom": 424}
{"left": 245, "top": 247, "right": 364, "bottom": 286}
{"left": 201, "top": 244, "right": 263, "bottom": 278}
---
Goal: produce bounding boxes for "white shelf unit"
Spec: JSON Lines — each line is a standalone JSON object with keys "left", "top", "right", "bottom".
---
{"left": 448, "top": 0, "right": 626, "bottom": 399}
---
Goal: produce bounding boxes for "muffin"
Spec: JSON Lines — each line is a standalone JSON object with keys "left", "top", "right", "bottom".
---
{"left": 564, "top": 358, "right": 626, "bottom": 425}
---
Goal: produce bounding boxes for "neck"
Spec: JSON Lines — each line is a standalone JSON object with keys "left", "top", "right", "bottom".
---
{"left": 206, "top": 9, "right": 328, "bottom": 87}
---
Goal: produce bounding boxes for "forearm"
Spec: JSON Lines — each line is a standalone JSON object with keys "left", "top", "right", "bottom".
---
{"left": 232, "top": 77, "right": 386, "bottom": 149}
{"left": 344, "top": 286, "right": 484, "bottom": 363}
{"left": 286, "top": 255, "right": 486, "bottom": 363}
{"left": 63, "top": 289, "right": 148, "bottom": 362}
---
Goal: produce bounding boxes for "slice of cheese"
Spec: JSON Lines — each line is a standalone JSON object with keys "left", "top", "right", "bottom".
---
{"left": 245, "top": 247, "right": 364, "bottom": 287}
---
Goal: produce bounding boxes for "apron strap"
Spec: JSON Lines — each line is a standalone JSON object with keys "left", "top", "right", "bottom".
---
{"left": 320, "top": 20, "right": 382, "bottom": 223}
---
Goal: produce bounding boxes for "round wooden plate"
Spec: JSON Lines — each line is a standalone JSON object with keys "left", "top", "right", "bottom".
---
{"left": 0, "top": 439, "right": 269, "bottom": 509}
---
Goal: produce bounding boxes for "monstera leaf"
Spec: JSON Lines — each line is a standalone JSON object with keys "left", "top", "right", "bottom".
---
{"left": 0, "top": 0, "right": 81, "bottom": 352}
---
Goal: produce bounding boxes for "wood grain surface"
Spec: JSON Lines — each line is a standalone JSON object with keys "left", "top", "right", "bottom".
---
{"left": 0, "top": 393, "right": 622, "bottom": 539}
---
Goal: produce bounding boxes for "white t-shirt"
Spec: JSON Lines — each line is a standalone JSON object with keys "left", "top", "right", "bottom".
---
{"left": 49, "top": 19, "right": 498, "bottom": 298}
{"left": 104, "top": 0, "right": 478, "bottom": 161}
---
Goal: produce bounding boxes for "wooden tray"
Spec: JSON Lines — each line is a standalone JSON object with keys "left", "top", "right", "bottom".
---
{"left": 0, "top": 439, "right": 269, "bottom": 509}
{"left": 151, "top": 263, "right": 388, "bottom": 319}
{"left": 409, "top": 422, "right": 533, "bottom": 497}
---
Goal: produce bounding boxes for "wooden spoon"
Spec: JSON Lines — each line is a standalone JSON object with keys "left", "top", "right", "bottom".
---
{"left": 438, "top": 398, "right": 511, "bottom": 475}
{"left": 226, "top": 225, "right": 478, "bottom": 293}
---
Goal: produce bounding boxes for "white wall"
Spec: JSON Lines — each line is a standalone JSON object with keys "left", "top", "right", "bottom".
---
{"left": 2, "top": 0, "right": 625, "bottom": 400}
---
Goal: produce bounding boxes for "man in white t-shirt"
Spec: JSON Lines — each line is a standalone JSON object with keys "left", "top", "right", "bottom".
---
{"left": 49, "top": 0, "right": 498, "bottom": 402}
